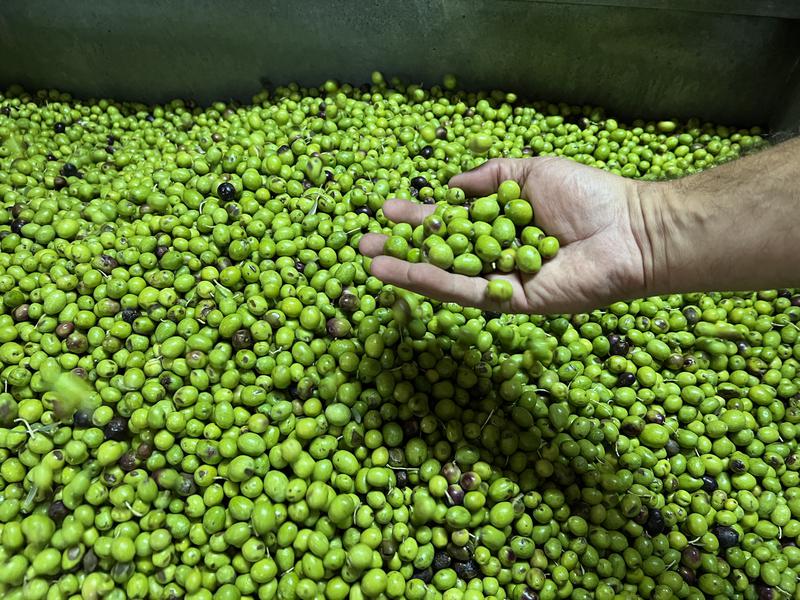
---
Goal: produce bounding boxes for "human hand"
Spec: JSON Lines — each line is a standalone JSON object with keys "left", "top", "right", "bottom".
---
{"left": 359, "top": 157, "right": 655, "bottom": 314}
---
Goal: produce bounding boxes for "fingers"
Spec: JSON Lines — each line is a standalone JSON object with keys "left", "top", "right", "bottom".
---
{"left": 368, "top": 255, "right": 528, "bottom": 313}
{"left": 358, "top": 233, "right": 388, "bottom": 257}
{"left": 383, "top": 198, "right": 436, "bottom": 226}
{"left": 449, "top": 158, "right": 532, "bottom": 197}
{"left": 369, "top": 256, "right": 488, "bottom": 308}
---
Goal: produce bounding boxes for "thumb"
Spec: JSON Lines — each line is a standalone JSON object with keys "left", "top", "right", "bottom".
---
{"left": 448, "top": 158, "right": 532, "bottom": 197}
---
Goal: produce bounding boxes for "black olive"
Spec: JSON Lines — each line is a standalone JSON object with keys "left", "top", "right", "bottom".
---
{"left": 73, "top": 409, "right": 93, "bottom": 427}
{"left": 617, "top": 372, "right": 636, "bottom": 387}
{"left": 701, "top": 475, "right": 718, "bottom": 493}
{"left": 412, "top": 567, "right": 432, "bottom": 583}
{"left": 435, "top": 127, "right": 447, "bottom": 140}
{"left": 231, "top": 329, "right": 253, "bottom": 350}
{"left": 48, "top": 500, "right": 69, "bottom": 522}
{"left": 420, "top": 145, "right": 434, "bottom": 158}
{"left": 432, "top": 550, "right": 451, "bottom": 571}
{"left": 712, "top": 525, "right": 739, "bottom": 549}
{"left": 119, "top": 451, "right": 138, "bottom": 472}
{"left": 46, "top": 153, "right": 57, "bottom": 161}
{"left": 154, "top": 245, "right": 169, "bottom": 260}
{"left": 120, "top": 308, "right": 139, "bottom": 323}
{"left": 678, "top": 566, "right": 697, "bottom": 585}
{"left": 394, "top": 469, "right": 409, "bottom": 488}
{"left": 54, "top": 122, "right": 66, "bottom": 133}
{"left": 453, "top": 559, "right": 480, "bottom": 581}
{"left": 61, "top": 162, "right": 78, "bottom": 177}
{"left": 730, "top": 458, "right": 746, "bottom": 473}
{"left": 664, "top": 439, "right": 681, "bottom": 457}
{"left": 104, "top": 416, "right": 129, "bottom": 441}
{"left": 135, "top": 442, "right": 153, "bottom": 459}
{"left": 217, "top": 182, "right": 236, "bottom": 201}
{"left": 410, "top": 176, "right": 428, "bottom": 189}
{"left": 10, "top": 219, "right": 27, "bottom": 234}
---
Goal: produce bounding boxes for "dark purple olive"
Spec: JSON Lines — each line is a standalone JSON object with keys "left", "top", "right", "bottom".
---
{"left": 48, "top": 500, "right": 69, "bottom": 521}
{"left": 104, "top": 416, "right": 129, "bottom": 441}
{"left": 677, "top": 566, "right": 697, "bottom": 585}
{"left": 120, "top": 308, "right": 139, "bottom": 323}
{"left": 338, "top": 289, "right": 359, "bottom": 312}
{"left": 610, "top": 339, "right": 630, "bottom": 356}
{"left": 520, "top": 588, "right": 539, "bottom": 600}
{"left": 617, "top": 372, "right": 636, "bottom": 387}
{"left": 53, "top": 175, "right": 68, "bottom": 190}
{"left": 453, "top": 559, "right": 480, "bottom": 581}
{"left": 395, "top": 469, "right": 409, "bottom": 488}
{"left": 12, "top": 304, "right": 29, "bottom": 322}
{"left": 327, "top": 317, "right": 351, "bottom": 338}
{"left": 701, "top": 475, "right": 718, "bottom": 493}
{"left": 354, "top": 206, "right": 372, "bottom": 216}
{"left": 420, "top": 145, "right": 434, "bottom": 158}
{"left": 460, "top": 471, "right": 479, "bottom": 491}
{"left": 135, "top": 442, "right": 153, "bottom": 460}
{"left": 645, "top": 509, "right": 665, "bottom": 535}
{"left": 758, "top": 586, "right": 776, "bottom": 600}
{"left": 711, "top": 525, "right": 739, "bottom": 549}
{"left": 10, "top": 219, "right": 27, "bottom": 234}
{"left": 730, "top": 458, "right": 746, "bottom": 473}
{"left": 401, "top": 420, "right": 419, "bottom": 438}
{"left": 231, "top": 329, "right": 253, "bottom": 350}
{"left": 119, "top": 451, "right": 138, "bottom": 472}
{"left": 664, "top": 439, "right": 681, "bottom": 457}
{"left": 56, "top": 322, "right": 75, "bottom": 338}
{"left": 410, "top": 176, "right": 428, "bottom": 189}
{"left": 412, "top": 567, "right": 432, "bottom": 583}
{"left": 54, "top": 122, "right": 66, "bottom": 133}
{"left": 294, "top": 260, "right": 306, "bottom": 273}
{"left": 217, "top": 182, "right": 236, "bottom": 201}
{"left": 645, "top": 409, "right": 664, "bottom": 424}
{"left": 154, "top": 245, "right": 169, "bottom": 260}
{"left": 432, "top": 550, "right": 451, "bottom": 571}
{"left": 435, "top": 127, "right": 447, "bottom": 140}
{"left": 445, "top": 485, "right": 464, "bottom": 506}
{"left": 73, "top": 409, "right": 93, "bottom": 427}
{"left": 61, "top": 162, "right": 78, "bottom": 177}
{"left": 682, "top": 545, "right": 702, "bottom": 568}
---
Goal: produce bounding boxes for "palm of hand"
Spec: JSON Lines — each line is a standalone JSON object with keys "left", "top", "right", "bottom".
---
{"left": 359, "top": 157, "right": 647, "bottom": 314}
{"left": 512, "top": 157, "right": 646, "bottom": 313}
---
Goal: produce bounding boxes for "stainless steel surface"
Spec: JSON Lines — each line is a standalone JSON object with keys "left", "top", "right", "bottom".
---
{"left": 1, "top": 0, "right": 799, "bottom": 129}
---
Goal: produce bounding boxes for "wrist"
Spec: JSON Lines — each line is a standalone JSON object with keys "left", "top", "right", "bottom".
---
{"left": 628, "top": 178, "right": 705, "bottom": 297}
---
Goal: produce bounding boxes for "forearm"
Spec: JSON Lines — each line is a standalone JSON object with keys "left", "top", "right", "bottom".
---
{"left": 637, "top": 136, "right": 800, "bottom": 296}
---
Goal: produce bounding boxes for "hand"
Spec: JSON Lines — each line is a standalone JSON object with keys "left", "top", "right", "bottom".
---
{"left": 359, "top": 157, "right": 654, "bottom": 314}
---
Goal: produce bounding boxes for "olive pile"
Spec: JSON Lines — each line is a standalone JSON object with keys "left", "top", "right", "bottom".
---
{"left": 0, "top": 73, "right": 789, "bottom": 600}
{"left": 382, "top": 179, "right": 560, "bottom": 302}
